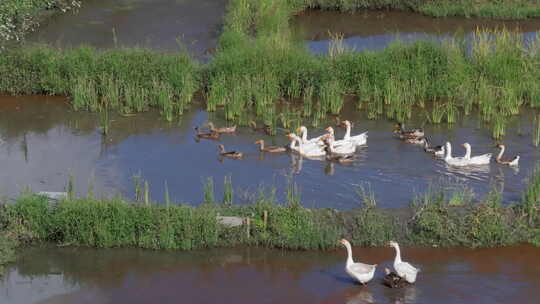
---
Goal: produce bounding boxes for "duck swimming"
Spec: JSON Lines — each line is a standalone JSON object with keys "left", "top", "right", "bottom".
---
{"left": 254, "top": 140, "right": 286, "bottom": 153}
{"left": 206, "top": 122, "right": 236, "bottom": 134}
{"left": 322, "top": 138, "right": 355, "bottom": 163}
{"left": 249, "top": 121, "right": 271, "bottom": 135}
{"left": 421, "top": 137, "right": 445, "bottom": 156}
{"left": 217, "top": 145, "right": 243, "bottom": 159}
{"left": 495, "top": 144, "right": 519, "bottom": 166}
{"left": 194, "top": 126, "right": 220, "bottom": 140}
{"left": 394, "top": 123, "right": 424, "bottom": 138}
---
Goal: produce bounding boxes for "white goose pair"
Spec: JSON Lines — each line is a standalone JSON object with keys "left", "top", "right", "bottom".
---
{"left": 339, "top": 239, "right": 420, "bottom": 286}
{"left": 444, "top": 142, "right": 492, "bottom": 166}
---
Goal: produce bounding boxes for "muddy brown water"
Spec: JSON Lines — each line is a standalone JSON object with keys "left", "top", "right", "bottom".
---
{"left": 26, "top": 0, "right": 227, "bottom": 58}
{"left": 1, "top": 245, "right": 539, "bottom": 303}
{"left": 0, "top": 95, "right": 539, "bottom": 209}
{"left": 292, "top": 10, "right": 540, "bottom": 53}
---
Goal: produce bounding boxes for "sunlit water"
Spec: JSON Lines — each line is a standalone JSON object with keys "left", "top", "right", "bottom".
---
{"left": 292, "top": 10, "right": 540, "bottom": 54}
{"left": 1, "top": 245, "right": 539, "bottom": 304}
{"left": 0, "top": 95, "right": 538, "bottom": 209}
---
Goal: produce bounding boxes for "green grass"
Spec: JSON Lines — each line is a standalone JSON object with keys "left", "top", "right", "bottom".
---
{"left": 290, "top": 0, "right": 540, "bottom": 19}
{"left": 0, "top": 173, "right": 539, "bottom": 252}
{"left": 0, "top": 45, "right": 199, "bottom": 120}
{"left": 1, "top": 0, "right": 540, "bottom": 136}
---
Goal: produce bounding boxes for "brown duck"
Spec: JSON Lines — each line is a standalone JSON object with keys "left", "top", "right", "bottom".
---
{"left": 194, "top": 126, "right": 220, "bottom": 140}
{"left": 218, "top": 145, "right": 243, "bottom": 159}
{"left": 383, "top": 267, "right": 409, "bottom": 289}
{"left": 254, "top": 140, "right": 286, "bottom": 153}
{"left": 249, "top": 121, "right": 271, "bottom": 135}
{"left": 206, "top": 122, "right": 236, "bottom": 134}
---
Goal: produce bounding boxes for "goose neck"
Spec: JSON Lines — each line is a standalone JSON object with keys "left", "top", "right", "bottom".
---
{"left": 497, "top": 146, "right": 505, "bottom": 160}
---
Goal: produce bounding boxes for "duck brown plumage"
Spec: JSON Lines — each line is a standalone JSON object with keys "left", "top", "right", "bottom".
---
{"left": 249, "top": 121, "right": 271, "bottom": 135}
{"left": 394, "top": 123, "right": 424, "bottom": 138}
{"left": 218, "top": 145, "right": 243, "bottom": 159}
{"left": 206, "top": 122, "right": 236, "bottom": 134}
{"left": 194, "top": 126, "right": 220, "bottom": 140}
{"left": 254, "top": 140, "right": 286, "bottom": 153}
{"left": 383, "top": 267, "right": 409, "bottom": 289}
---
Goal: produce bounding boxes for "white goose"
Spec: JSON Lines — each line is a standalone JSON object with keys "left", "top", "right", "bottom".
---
{"left": 462, "top": 143, "right": 492, "bottom": 165}
{"left": 322, "top": 134, "right": 356, "bottom": 155}
{"left": 297, "top": 126, "right": 326, "bottom": 145}
{"left": 339, "top": 239, "right": 377, "bottom": 285}
{"left": 341, "top": 120, "right": 368, "bottom": 146}
{"left": 325, "top": 126, "right": 355, "bottom": 148}
{"left": 287, "top": 133, "right": 325, "bottom": 158}
{"left": 444, "top": 142, "right": 471, "bottom": 167}
{"left": 388, "top": 241, "right": 420, "bottom": 284}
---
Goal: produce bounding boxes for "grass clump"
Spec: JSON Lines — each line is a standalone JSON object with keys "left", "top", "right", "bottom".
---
{"left": 0, "top": 45, "right": 199, "bottom": 121}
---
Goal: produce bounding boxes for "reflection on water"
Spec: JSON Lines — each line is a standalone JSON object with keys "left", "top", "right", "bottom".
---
{"left": 25, "top": 0, "right": 227, "bottom": 58}
{"left": 1, "top": 245, "right": 539, "bottom": 304}
{"left": 1, "top": 95, "right": 539, "bottom": 209}
{"left": 345, "top": 288, "right": 375, "bottom": 304}
{"left": 292, "top": 10, "right": 540, "bottom": 54}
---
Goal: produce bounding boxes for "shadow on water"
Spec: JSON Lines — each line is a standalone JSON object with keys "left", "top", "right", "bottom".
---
{"left": 291, "top": 10, "right": 540, "bottom": 53}
{"left": 1, "top": 245, "right": 540, "bottom": 304}
{"left": 25, "top": 0, "right": 228, "bottom": 59}
{"left": 1, "top": 95, "right": 540, "bottom": 209}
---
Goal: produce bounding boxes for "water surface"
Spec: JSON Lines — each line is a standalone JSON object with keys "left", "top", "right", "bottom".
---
{"left": 292, "top": 10, "right": 540, "bottom": 53}
{"left": 0, "top": 95, "right": 537, "bottom": 209}
{"left": 1, "top": 245, "right": 539, "bottom": 304}
{"left": 26, "top": 0, "right": 227, "bottom": 58}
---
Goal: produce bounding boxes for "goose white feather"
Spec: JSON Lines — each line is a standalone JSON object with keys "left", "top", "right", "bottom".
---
{"left": 288, "top": 133, "right": 325, "bottom": 158}
{"left": 342, "top": 120, "right": 368, "bottom": 146}
{"left": 340, "top": 239, "right": 377, "bottom": 285}
{"left": 323, "top": 135, "right": 356, "bottom": 155}
{"left": 389, "top": 241, "right": 419, "bottom": 284}
{"left": 297, "top": 126, "right": 326, "bottom": 145}
{"left": 463, "top": 143, "right": 492, "bottom": 165}
{"left": 444, "top": 142, "right": 470, "bottom": 167}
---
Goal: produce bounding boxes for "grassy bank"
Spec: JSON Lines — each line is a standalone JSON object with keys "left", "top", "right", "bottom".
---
{"left": 0, "top": 0, "right": 82, "bottom": 48}
{"left": 290, "top": 0, "right": 540, "bottom": 19}
{"left": 1, "top": 168, "right": 539, "bottom": 253}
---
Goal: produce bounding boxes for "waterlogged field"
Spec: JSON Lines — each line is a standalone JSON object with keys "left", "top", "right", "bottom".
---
{"left": 1, "top": 95, "right": 539, "bottom": 209}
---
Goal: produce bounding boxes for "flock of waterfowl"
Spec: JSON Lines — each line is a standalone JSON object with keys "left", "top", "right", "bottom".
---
{"left": 194, "top": 120, "right": 520, "bottom": 167}
{"left": 340, "top": 239, "right": 419, "bottom": 288}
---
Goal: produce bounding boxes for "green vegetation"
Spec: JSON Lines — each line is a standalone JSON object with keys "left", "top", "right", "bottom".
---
{"left": 0, "top": 233, "right": 16, "bottom": 276}
{"left": 290, "top": 1, "right": 540, "bottom": 19}
{"left": 0, "top": 173, "right": 538, "bottom": 255}
{"left": 0, "top": 46, "right": 199, "bottom": 119}
{"left": 1, "top": 0, "right": 540, "bottom": 138}
{"left": 0, "top": 0, "right": 81, "bottom": 47}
